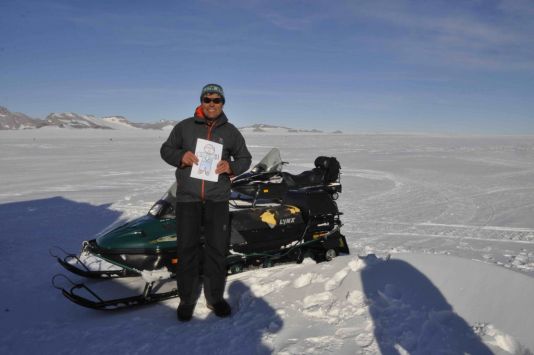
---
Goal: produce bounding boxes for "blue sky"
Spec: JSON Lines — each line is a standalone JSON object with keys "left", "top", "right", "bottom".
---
{"left": 1, "top": 0, "right": 533, "bottom": 133}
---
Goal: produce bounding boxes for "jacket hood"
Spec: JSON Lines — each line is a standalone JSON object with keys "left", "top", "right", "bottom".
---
{"left": 194, "top": 105, "right": 228, "bottom": 126}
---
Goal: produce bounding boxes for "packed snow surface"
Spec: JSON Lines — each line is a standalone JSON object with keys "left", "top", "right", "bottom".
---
{"left": 1, "top": 129, "right": 534, "bottom": 354}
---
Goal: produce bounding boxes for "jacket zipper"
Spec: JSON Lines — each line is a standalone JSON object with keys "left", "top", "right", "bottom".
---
{"left": 201, "top": 122, "right": 215, "bottom": 201}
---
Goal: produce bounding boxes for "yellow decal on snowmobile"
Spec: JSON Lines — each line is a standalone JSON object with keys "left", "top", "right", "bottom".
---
{"left": 260, "top": 210, "right": 277, "bottom": 229}
{"left": 149, "top": 235, "right": 177, "bottom": 244}
{"left": 287, "top": 205, "right": 300, "bottom": 214}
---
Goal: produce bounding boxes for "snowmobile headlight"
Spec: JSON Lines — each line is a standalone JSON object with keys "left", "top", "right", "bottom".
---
{"left": 149, "top": 202, "right": 163, "bottom": 216}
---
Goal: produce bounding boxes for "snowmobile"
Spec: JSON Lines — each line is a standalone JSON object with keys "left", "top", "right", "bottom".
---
{"left": 51, "top": 148, "right": 349, "bottom": 310}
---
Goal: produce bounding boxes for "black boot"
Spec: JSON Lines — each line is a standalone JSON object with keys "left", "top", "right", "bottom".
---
{"left": 177, "top": 302, "right": 196, "bottom": 322}
{"left": 207, "top": 299, "right": 231, "bottom": 318}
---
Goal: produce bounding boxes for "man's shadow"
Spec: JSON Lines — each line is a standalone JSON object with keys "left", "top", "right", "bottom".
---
{"left": 361, "top": 256, "right": 493, "bottom": 354}
{"left": 173, "top": 279, "right": 283, "bottom": 354}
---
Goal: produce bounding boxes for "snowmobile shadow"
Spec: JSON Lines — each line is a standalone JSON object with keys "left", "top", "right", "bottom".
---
{"left": 361, "top": 258, "right": 493, "bottom": 354}
{"left": 0, "top": 197, "right": 123, "bottom": 316}
{"left": 0, "top": 196, "right": 123, "bottom": 252}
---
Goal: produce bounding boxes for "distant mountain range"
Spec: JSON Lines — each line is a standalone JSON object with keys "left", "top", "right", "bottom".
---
{"left": 240, "top": 123, "right": 324, "bottom": 134}
{"left": 0, "top": 106, "right": 177, "bottom": 130}
{"left": 0, "top": 106, "right": 342, "bottom": 133}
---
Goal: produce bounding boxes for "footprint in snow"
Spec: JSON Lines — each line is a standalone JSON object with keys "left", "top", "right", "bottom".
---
{"left": 346, "top": 289, "right": 365, "bottom": 306}
{"left": 293, "top": 273, "right": 314, "bottom": 288}
{"left": 303, "top": 292, "right": 334, "bottom": 309}
{"left": 335, "top": 327, "right": 359, "bottom": 339}
{"left": 324, "top": 267, "right": 350, "bottom": 291}
{"left": 292, "top": 272, "right": 327, "bottom": 288}
{"left": 355, "top": 333, "right": 375, "bottom": 348}
{"left": 250, "top": 279, "right": 290, "bottom": 297}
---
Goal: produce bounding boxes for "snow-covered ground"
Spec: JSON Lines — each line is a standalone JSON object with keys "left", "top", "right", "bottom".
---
{"left": 1, "top": 128, "right": 533, "bottom": 354}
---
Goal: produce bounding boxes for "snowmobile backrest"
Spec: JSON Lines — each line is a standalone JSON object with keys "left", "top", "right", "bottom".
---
{"left": 314, "top": 156, "right": 341, "bottom": 184}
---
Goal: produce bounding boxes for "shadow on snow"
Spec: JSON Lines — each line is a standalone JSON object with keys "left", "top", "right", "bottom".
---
{"left": 170, "top": 279, "right": 283, "bottom": 354}
{"left": 0, "top": 196, "right": 123, "bottom": 252}
{"left": 0, "top": 197, "right": 282, "bottom": 354}
{"left": 361, "top": 258, "right": 493, "bottom": 354}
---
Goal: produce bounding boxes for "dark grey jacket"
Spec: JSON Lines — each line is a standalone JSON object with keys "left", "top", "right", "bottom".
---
{"left": 160, "top": 112, "right": 251, "bottom": 202}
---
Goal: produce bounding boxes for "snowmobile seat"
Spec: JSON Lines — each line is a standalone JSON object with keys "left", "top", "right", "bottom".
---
{"left": 283, "top": 170, "right": 324, "bottom": 188}
{"left": 232, "top": 180, "right": 289, "bottom": 201}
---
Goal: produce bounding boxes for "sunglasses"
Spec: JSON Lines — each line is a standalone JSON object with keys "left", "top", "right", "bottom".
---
{"left": 202, "top": 97, "right": 224, "bottom": 104}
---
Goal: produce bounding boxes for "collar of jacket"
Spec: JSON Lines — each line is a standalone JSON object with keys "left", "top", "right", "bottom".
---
{"left": 193, "top": 105, "right": 228, "bottom": 127}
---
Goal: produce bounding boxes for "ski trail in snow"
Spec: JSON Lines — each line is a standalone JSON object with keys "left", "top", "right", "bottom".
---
{"left": 378, "top": 232, "right": 534, "bottom": 244}
{"left": 348, "top": 218, "right": 534, "bottom": 274}
{"left": 353, "top": 220, "right": 534, "bottom": 233}
{"left": 364, "top": 221, "right": 534, "bottom": 244}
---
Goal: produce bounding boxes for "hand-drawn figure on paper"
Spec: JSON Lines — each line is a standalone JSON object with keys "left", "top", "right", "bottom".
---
{"left": 197, "top": 143, "right": 219, "bottom": 176}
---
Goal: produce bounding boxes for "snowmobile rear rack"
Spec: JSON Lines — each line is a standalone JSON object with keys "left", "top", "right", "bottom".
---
{"left": 51, "top": 274, "right": 179, "bottom": 310}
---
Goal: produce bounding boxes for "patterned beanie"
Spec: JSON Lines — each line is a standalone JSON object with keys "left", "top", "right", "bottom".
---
{"left": 200, "top": 84, "right": 225, "bottom": 103}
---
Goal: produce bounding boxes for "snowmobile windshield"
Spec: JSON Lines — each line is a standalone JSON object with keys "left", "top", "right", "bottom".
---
{"left": 251, "top": 148, "right": 283, "bottom": 173}
{"left": 148, "top": 182, "right": 177, "bottom": 218}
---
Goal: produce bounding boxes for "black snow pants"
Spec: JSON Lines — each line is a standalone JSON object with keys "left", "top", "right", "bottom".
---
{"left": 175, "top": 200, "right": 230, "bottom": 305}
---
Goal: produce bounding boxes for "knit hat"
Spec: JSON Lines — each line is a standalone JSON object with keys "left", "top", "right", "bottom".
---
{"left": 200, "top": 84, "right": 225, "bottom": 103}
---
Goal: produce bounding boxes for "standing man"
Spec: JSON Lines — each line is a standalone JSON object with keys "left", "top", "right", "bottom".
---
{"left": 160, "top": 84, "right": 251, "bottom": 321}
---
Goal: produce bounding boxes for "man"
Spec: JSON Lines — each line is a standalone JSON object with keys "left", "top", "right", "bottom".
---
{"left": 160, "top": 84, "right": 251, "bottom": 321}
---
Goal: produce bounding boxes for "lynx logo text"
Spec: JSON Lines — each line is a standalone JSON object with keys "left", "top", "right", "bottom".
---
{"left": 279, "top": 217, "right": 296, "bottom": 225}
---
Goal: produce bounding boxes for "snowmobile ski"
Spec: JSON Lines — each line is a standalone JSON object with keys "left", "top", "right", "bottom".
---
{"left": 50, "top": 246, "right": 138, "bottom": 279}
{"left": 52, "top": 274, "right": 178, "bottom": 311}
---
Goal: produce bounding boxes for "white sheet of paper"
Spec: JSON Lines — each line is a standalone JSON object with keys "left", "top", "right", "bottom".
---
{"left": 190, "top": 138, "right": 223, "bottom": 182}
